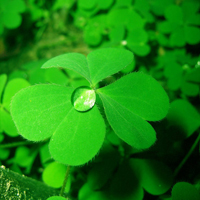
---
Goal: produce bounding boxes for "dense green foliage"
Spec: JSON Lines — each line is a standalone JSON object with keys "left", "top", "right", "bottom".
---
{"left": 0, "top": 0, "right": 200, "bottom": 200}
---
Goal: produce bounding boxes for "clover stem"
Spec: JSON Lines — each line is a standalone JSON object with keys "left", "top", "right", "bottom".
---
{"left": 0, "top": 141, "right": 34, "bottom": 148}
{"left": 173, "top": 132, "right": 200, "bottom": 177}
{"left": 60, "top": 165, "right": 71, "bottom": 197}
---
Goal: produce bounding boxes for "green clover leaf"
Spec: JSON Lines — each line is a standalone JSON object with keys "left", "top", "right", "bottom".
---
{"left": 157, "top": 3, "right": 200, "bottom": 47}
{"left": 0, "top": 0, "right": 26, "bottom": 33}
{"left": 0, "top": 74, "right": 30, "bottom": 137}
{"left": 11, "top": 48, "right": 169, "bottom": 166}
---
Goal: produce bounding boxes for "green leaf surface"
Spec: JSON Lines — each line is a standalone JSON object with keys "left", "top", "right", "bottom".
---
{"left": 126, "top": 10, "right": 145, "bottom": 31}
{"left": 3, "top": 12, "right": 22, "bottom": 29}
{"left": 78, "top": 0, "right": 97, "bottom": 10}
{"left": 42, "top": 48, "right": 133, "bottom": 87}
{"left": 84, "top": 24, "right": 102, "bottom": 46}
{"left": 150, "top": 0, "right": 174, "bottom": 16}
{"left": 185, "top": 68, "right": 200, "bottom": 83}
{"left": 97, "top": 93, "right": 156, "bottom": 149}
{"left": 8, "top": 70, "right": 27, "bottom": 81}
{"left": 157, "top": 21, "right": 172, "bottom": 34}
{"left": 98, "top": 0, "right": 113, "bottom": 10}
{"left": 52, "top": 0, "right": 74, "bottom": 10}
{"left": 45, "top": 68, "right": 68, "bottom": 85}
{"left": 79, "top": 183, "right": 109, "bottom": 200}
{"left": 41, "top": 53, "right": 91, "bottom": 83}
{"left": 0, "top": 108, "right": 18, "bottom": 137}
{"left": 0, "top": 132, "right": 4, "bottom": 142}
{"left": 3, "top": 78, "right": 30, "bottom": 112}
{"left": 181, "top": 79, "right": 199, "bottom": 97}
{"left": 165, "top": 5, "right": 183, "bottom": 24}
{"left": 98, "top": 72, "right": 169, "bottom": 121}
{"left": 109, "top": 160, "right": 144, "bottom": 200}
{"left": 39, "top": 143, "right": 52, "bottom": 166}
{"left": 126, "top": 29, "right": 150, "bottom": 56}
{"left": 14, "top": 146, "right": 36, "bottom": 168}
{"left": 121, "top": 61, "right": 136, "bottom": 74}
{"left": 167, "top": 99, "right": 200, "bottom": 138}
{"left": 0, "top": 21, "right": 3, "bottom": 35}
{"left": 184, "top": 26, "right": 200, "bottom": 45}
{"left": 42, "top": 162, "right": 67, "bottom": 188}
{"left": 114, "top": 0, "right": 132, "bottom": 8}
{"left": 5, "top": 0, "right": 26, "bottom": 13}
{"left": 169, "top": 27, "right": 185, "bottom": 47}
{"left": 107, "top": 8, "right": 129, "bottom": 27}
{"left": 87, "top": 142, "right": 120, "bottom": 190}
{"left": 98, "top": 73, "right": 169, "bottom": 149}
{"left": 0, "top": 74, "right": 7, "bottom": 101}
{"left": 171, "top": 182, "right": 200, "bottom": 200}
{"left": 109, "top": 26, "right": 125, "bottom": 43}
{"left": 181, "top": 1, "right": 199, "bottom": 20}
{"left": 87, "top": 48, "right": 133, "bottom": 86}
{"left": 47, "top": 196, "right": 67, "bottom": 200}
{"left": 11, "top": 84, "right": 74, "bottom": 141}
{"left": 49, "top": 105, "right": 105, "bottom": 166}
{"left": 0, "top": 148, "right": 10, "bottom": 160}
{"left": 131, "top": 159, "right": 173, "bottom": 195}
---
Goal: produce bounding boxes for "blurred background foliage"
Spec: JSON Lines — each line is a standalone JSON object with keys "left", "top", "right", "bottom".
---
{"left": 0, "top": 0, "right": 200, "bottom": 200}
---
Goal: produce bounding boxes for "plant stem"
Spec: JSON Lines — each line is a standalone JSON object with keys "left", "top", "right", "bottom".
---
{"left": 60, "top": 165, "right": 71, "bottom": 197}
{"left": 0, "top": 141, "right": 34, "bottom": 148}
{"left": 173, "top": 132, "right": 200, "bottom": 177}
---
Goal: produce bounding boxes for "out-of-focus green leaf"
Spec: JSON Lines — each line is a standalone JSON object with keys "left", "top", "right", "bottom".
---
{"left": 171, "top": 182, "right": 200, "bottom": 200}
{"left": 109, "top": 160, "right": 144, "bottom": 200}
{"left": 98, "top": 0, "right": 113, "bottom": 10}
{"left": 47, "top": 196, "right": 67, "bottom": 200}
{"left": 149, "top": 0, "right": 174, "bottom": 16}
{"left": 45, "top": 68, "right": 68, "bottom": 85}
{"left": 39, "top": 143, "right": 52, "bottom": 166}
{"left": 14, "top": 146, "right": 36, "bottom": 168}
{"left": 109, "top": 26, "right": 125, "bottom": 43}
{"left": 2, "top": 78, "right": 30, "bottom": 111}
{"left": 87, "top": 142, "right": 120, "bottom": 190}
{"left": 42, "top": 162, "right": 67, "bottom": 188}
{"left": 165, "top": 5, "right": 183, "bottom": 25}
{"left": 78, "top": 0, "right": 97, "bottom": 10}
{"left": 184, "top": 26, "right": 200, "bottom": 45}
{"left": 131, "top": 159, "right": 173, "bottom": 195}
{"left": 79, "top": 183, "right": 109, "bottom": 200}
{"left": 0, "top": 148, "right": 10, "bottom": 160}
{"left": 167, "top": 99, "right": 200, "bottom": 139}
{"left": 0, "top": 74, "right": 7, "bottom": 101}
{"left": 127, "top": 29, "right": 150, "bottom": 56}
{"left": 0, "top": 108, "right": 18, "bottom": 137}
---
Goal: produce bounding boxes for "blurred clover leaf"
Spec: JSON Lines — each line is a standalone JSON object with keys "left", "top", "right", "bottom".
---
{"left": 166, "top": 99, "right": 200, "bottom": 140}
{"left": 42, "top": 161, "right": 71, "bottom": 192}
{"left": 0, "top": 0, "right": 26, "bottom": 34}
{"left": 47, "top": 196, "right": 68, "bottom": 200}
{"left": 0, "top": 74, "right": 30, "bottom": 137}
{"left": 157, "top": 2, "right": 200, "bottom": 47}
{"left": 11, "top": 48, "right": 169, "bottom": 166}
{"left": 7, "top": 145, "right": 38, "bottom": 174}
{"left": 171, "top": 182, "right": 200, "bottom": 200}
{"left": 79, "top": 158, "right": 173, "bottom": 200}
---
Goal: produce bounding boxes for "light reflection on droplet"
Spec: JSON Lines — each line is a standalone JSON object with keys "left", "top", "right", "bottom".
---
{"left": 71, "top": 86, "right": 96, "bottom": 112}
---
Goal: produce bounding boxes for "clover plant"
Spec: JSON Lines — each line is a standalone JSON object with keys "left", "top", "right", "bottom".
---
{"left": 0, "top": 0, "right": 26, "bottom": 34}
{"left": 10, "top": 48, "right": 169, "bottom": 166}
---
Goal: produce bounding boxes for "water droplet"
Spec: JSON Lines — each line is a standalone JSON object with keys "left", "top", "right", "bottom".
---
{"left": 71, "top": 86, "right": 96, "bottom": 112}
